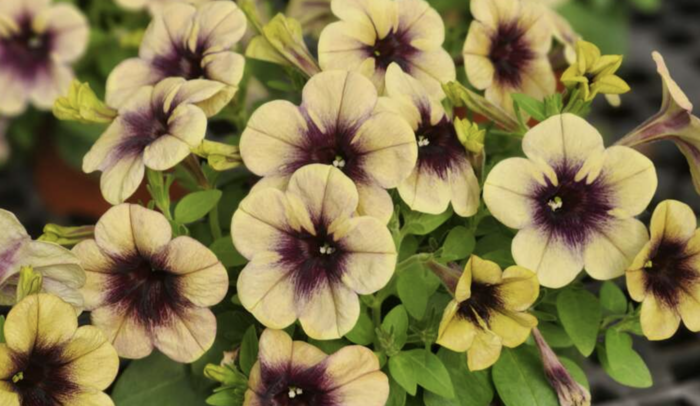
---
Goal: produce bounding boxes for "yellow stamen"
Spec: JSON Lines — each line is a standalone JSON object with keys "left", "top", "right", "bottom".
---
{"left": 644, "top": 260, "right": 653, "bottom": 269}
{"left": 547, "top": 196, "right": 563, "bottom": 212}
{"left": 12, "top": 372, "right": 24, "bottom": 383}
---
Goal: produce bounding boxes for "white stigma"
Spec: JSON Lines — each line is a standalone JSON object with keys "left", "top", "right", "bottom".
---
{"left": 320, "top": 243, "right": 335, "bottom": 255}
{"left": 417, "top": 135, "right": 430, "bottom": 147}
{"left": 288, "top": 386, "right": 303, "bottom": 398}
{"left": 547, "top": 196, "right": 563, "bottom": 212}
{"left": 288, "top": 389, "right": 296, "bottom": 399}
{"left": 332, "top": 156, "right": 346, "bottom": 168}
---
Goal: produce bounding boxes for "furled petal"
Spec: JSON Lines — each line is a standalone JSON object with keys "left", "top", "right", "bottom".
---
{"left": 4, "top": 294, "right": 78, "bottom": 355}
{"left": 602, "top": 146, "right": 657, "bottom": 217}
{"left": 105, "top": 58, "right": 159, "bottom": 109}
{"left": 649, "top": 200, "right": 697, "bottom": 243}
{"left": 62, "top": 326, "right": 119, "bottom": 391}
{"left": 640, "top": 295, "right": 681, "bottom": 341}
{"left": 286, "top": 165, "right": 359, "bottom": 227}
{"left": 231, "top": 188, "right": 293, "bottom": 259}
{"left": 167, "top": 103, "right": 208, "bottom": 147}
{"left": 499, "top": 266, "right": 539, "bottom": 311}
{"left": 398, "top": 166, "right": 451, "bottom": 215}
{"left": 467, "top": 326, "right": 502, "bottom": 371}
{"left": 91, "top": 305, "right": 153, "bottom": 359}
{"left": 437, "top": 301, "right": 477, "bottom": 352}
{"left": 483, "top": 157, "right": 540, "bottom": 229}
{"left": 34, "top": 4, "right": 88, "bottom": 63}
{"left": 240, "top": 100, "right": 308, "bottom": 177}
{"left": 237, "top": 253, "right": 297, "bottom": 330}
{"left": 338, "top": 217, "right": 396, "bottom": 294}
{"left": 583, "top": 218, "right": 648, "bottom": 281}
{"left": 152, "top": 306, "right": 217, "bottom": 363}
{"left": 298, "top": 281, "right": 360, "bottom": 340}
{"left": 301, "top": 71, "right": 376, "bottom": 135}
{"left": 0, "top": 209, "right": 30, "bottom": 284}
{"left": 355, "top": 184, "right": 394, "bottom": 225}
{"left": 512, "top": 227, "right": 584, "bottom": 289}
{"left": 522, "top": 114, "right": 605, "bottom": 170}
{"left": 488, "top": 311, "right": 537, "bottom": 347}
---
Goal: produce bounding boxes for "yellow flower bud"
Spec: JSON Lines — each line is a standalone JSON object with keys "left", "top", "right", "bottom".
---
{"left": 38, "top": 224, "right": 95, "bottom": 247}
{"left": 454, "top": 118, "right": 485, "bottom": 155}
{"left": 191, "top": 140, "right": 243, "bottom": 172}
{"left": 16, "top": 266, "right": 43, "bottom": 302}
{"left": 53, "top": 80, "right": 117, "bottom": 124}
{"left": 442, "top": 82, "right": 520, "bottom": 133}
{"left": 561, "top": 41, "right": 630, "bottom": 102}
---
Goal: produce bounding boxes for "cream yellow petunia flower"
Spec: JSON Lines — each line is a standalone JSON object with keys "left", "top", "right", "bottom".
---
{"left": 232, "top": 165, "right": 397, "bottom": 340}
{"left": 114, "top": 0, "right": 211, "bottom": 15}
{"left": 244, "top": 329, "right": 389, "bottom": 406}
{"left": 484, "top": 114, "right": 657, "bottom": 288}
{"left": 0, "top": 0, "right": 88, "bottom": 116}
{"left": 379, "top": 64, "right": 480, "bottom": 217}
{"left": 106, "top": 1, "right": 246, "bottom": 117}
{"left": 84, "top": 78, "right": 223, "bottom": 205}
{"left": 626, "top": 200, "right": 700, "bottom": 341}
{"left": 0, "top": 294, "right": 119, "bottom": 406}
{"left": 239, "top": 70, "right": 417, "bottom": 224}
{"left": 74, "top": 204, "right": 228, "bottom": 363}
{"left": 0, "top": 209, "right": 85, "bottom": 309}
{"left": 318, "top": 0, "right": 456, "bottom": 97}
{"left": 463, "top": 0, "right": 556, "bottom": 115}
{"left": 436, "top": 256, "right": 539, "bottom": 371}
{"left": 616, "top": 52, "right": 700, "bottom": 195}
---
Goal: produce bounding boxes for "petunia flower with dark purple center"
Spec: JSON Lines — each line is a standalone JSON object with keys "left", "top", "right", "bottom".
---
{"left": 114, "top": 0, "right": 210, "bottom": 15}
{"left": 0, "top": 294, "right": 119, "bottom": 406}
{"left": 244, "top": 329, "right": 389, "bottom": 406}
{"left": 463, "top": 0, "right": 555, "bottom": 115}
{"left": 627, "top": 200, "right": 700, "bottom": 341}
{"left": 318, "top": 0, "right": 455, "bottom": 97}
{"left": 73, "top": 204, "right": 228, "bottom": 363}
{"left": 484, "top": 114, "right": 657, "bottom": 288}
{"left": 0, "top": 0, "right": 88, "bottom": 116}
{"left": 379, "top": 64, "right": 480, "bottom": 217}
{"left": 239, "top": 70, "right": 417, "bottom": 224}
{"left": 232, "top": 165, "right": 397, "bottom": 340}
{"left": 106, "top": 1, "right": 246, "bottom": 117}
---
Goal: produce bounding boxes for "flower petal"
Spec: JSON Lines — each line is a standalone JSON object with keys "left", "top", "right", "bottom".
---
{"left": 164, "top": 244, "right": 228, "bottom": 307}
{"left": 338, "top": 217, "right": 396, "bottom": 294}
{"left": 512, "top": 226, "right": 584, "bottom": 289}
{"left": 4, "top": 293, "right": 78, "bottom": 354}
{"left": 35, "top": 4, "right": 88, "bottom": 63}
{"left": 398, "top": 166, "right": 451, "bottom": 215}
{"left": 231, "top": 188, "right": 293, "bottom": 260}
{"left": 105, "top": 58, "right": 159, "bottom": 109}
{"left": 0, "top": 385, "right": 20, "bottom": 406}
{"left": 584, "top": 218, "right": 648, "bottom": 281}
{"left": 63, "top": 390, "right": 114, "bottom": 406}
{"left": 0, "top": 209, "right": 30, "bottom": 284}
{"left": 483, "top": 157, "right": 540, "bottom": 229}
{"left": 602, "top": 146, "right": 657, "bottom": 217}
{"left": 139, "top": 3, "right": 196, "bottom": 61}
{"left": 91, "top": 305, "right": 153, "bottom": 359}
{"left": 322, "top": 345, "right": 380, "bottom": 389}
{"left": 142, "top": 135, "right": 191, "bottom": 171}
{"left": 467, "top": 327, "right": 502, "bottom": 371}
{"left": 329, "top": 371, "right": 389, "bottom": 406}
{"left": 405, "top": 48, "right": 456, "bottom": 98}
{"left": 488, "top": 311, "right": 536, "bottom": 348}
{"left": 330, "top": 0, "right": 397, "bottom": 39}
{"left": 640, "top": 295, "right": 681, "bottom": 341}
{"left": 470, "top": 0, "right": 520, "bottom": 28}
{"left": 129, "top": 204, "right": 172, "bottom": 258}
{"left": 62, "top": 326, "right": 119, "bottom": 391}
{"left": 194, "top": 1, "right": 247, "bottom": 50}
{"left": 649, "top": 200, "right": 697, "bottom": 243}
{"left": 0, "top": 345, "right": 16, "bottom": 379}
{"left": 152, "top": 306, "right": 217, "bottom": 363}
{"left": 471, "top": 255, "right": 503, "bottom": 285}
{"left": 28, "top": 61, "right": 73, "bottom": 110}
{"left": 203, "top": 52, "right": 245, "bottom": 88}
{"left": 298, "top": 281, "right": 360, "bottom": 340}
{"left": 99, "top": 153, "right": 146, "bottom": 205}
{"left": 399, "top": 0, "right": 443, "bottom": 50}
{"left": 499, "top": 266, "right": 539, "bottom": 311}
{"left": 258, "top": 328, "right": 293, "bottom": 371}
{"left": 437, "top": 302, "right": 477, "bottom": 352}
{"left": 449, "top": 159, "right": 480, "bottom": 218}
{"left": 355, "top": 184, "right": 394, "bottom": 225}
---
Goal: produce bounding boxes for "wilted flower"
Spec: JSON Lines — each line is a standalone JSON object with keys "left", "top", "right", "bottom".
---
{"left": 0, "top": 294, "right": 119, "bottom": 406}
{"left": 0, "top": 0, "right": 88, "bottom": 116}
{"left": 434, "top": 256, "right": 539, "bottom": 371}
{"left": 616, "top": 52, "right": 700, "bottom": 194}
{"left": 232, "top": 165, "right": 397, "bottom": 340}
{"left": 0, "top": 209, "right": 85, "bottom": 309}
{"left": 106, "top": 1, "right": 246, "bottom": 117}
{"left": 484, "top": 114, "right": 657, "bottom": 288}
{"left": 84, "top": 78, "right": 222, "bottom": 205}
{"left": 379, "top": 64, "right": 480, "bottom": 217}
{"left": 463, "top": 0, "right": 556, "bottom": 115}
{"left": 561, "top": 41, "right": 630, "bottom": 103}
{"left": 318, "top": 0, "right": 456, "bottom": 97}
{"left": 627, "top": 200, "right": 700, "bottom": 341}
{"left": 244, "top": 329, "right": 389, "bottom": 406}
{"left": 74, "top": 204, "right": 228, "bottom": 363}
{"left": 532, "top": 328, "right": 591, "bottom": 406}
{"left": 239, "top": 70, "right": 416, "bottom": 223}
{"left": 114, "top": 0, "right": 210, "bottom": 15}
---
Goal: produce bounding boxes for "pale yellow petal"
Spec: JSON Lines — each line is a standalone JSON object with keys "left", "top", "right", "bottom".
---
{"left": 512, "top": 227, "right": 584, "bottom": 289}
{"left": 640, "top": 295, "right": 681, "bottom": 341}
{"left": 167, "top": 103, "right": 208, "bottom": 147}
{"left": 35, "top": 4, "right": 88, "bottom": 63}
{"left": 203, "top": 52, "right": 245, "bottom": 88}
{"left": 0, "top": 345, "right": 17, "bottom": 379}
{"left": 470, "top": 0, "right": 520, "bottom": 27}
{"left": 139, "top": 3, "right": 196, "bottom": 60}
{"left": 152, "top": 306, "right": 217, "bottom": 363}
{"left": 323, "top": 345, "right": 380, "bottom": 387}
{"left": 0, "top": 385, "right": 20, "bottom": 406}
{"left": 649, "top": 200, "right": 697, "bottom": 243}
{"left": 258, "top": 328, "right": 293, "bottom": 370}
{"left": 142, "top": 135, "right": 191, "bottom": 171}
{"left": 405, "top": 48, "right": 456, "bottom": 99}
{"left": 449, "top": 159, "right": 480, "bottom": 218}
{"left": 329, "top": 371, "right": 389, "bottom": 406}
{"left": 91, "top": 305, "right": 153, "bottom": 360}
{"left": 330, "top": 0, "right": 397, "bottom": 39}
{"left": 96, "top": 204, "right": 138, "bottom": 260}
{"left": 355, "top": 183, "right": 394, "bottom": 225}
{"left": 398, "top": 166, "right": 451, "bottom": 215}
{"left": 174, "top": 264, "right": 228, "bottom": 307}
{"left": 298, "top": 282, "right": 360, "bottom": 340}
{"left": 602, "top": 146, "right": 657, "bottom": 217}
{"left": 471, "top": 256, "right": 503, "bottom": 284}
{"left": 584, "top": 218, "right": 649, "bottom": 281}
{"left": 99, "top": 153, "right": 145, "bottom": 206}
{"left": 679, "top": 284, "right": 700, "bottom": 332}
{"left": 499, "top": 266, "right": 539, "bottom": 311}
{"left": 105, "top": 58, "right": 159, "bottom": 109}
{"left": 286, "top": 165, "right": 359, "bottom": 226}
{"left": 338, "top": 217, "right": 396, "bottom": 294}
{"left": 63, "top": 390, "right": 114, "bottom": 406}
{"left": 291, "top": 340, "right": 327, "bottom": 370}
{"left": 488, "top": 311, "right": 536, "bottom": 348}
{"left": 231, "top": 188, "right": 293, "bottom": 259}
{"left": 483, "top": 157, "right": 539, "bottom": 229}
{"left": 62, "top": 326, "right": 119, "bottom": 391}
{"left": 194, "top": 1, "right": 247, "bottom": 50}
{"left": 437, "top": 311, "right": 477, "bottom": 352}
{"left": 129, "top": 204, "right": 172, "bottom": 258}
{"left": 467, "top": 328, "right": 502, "bottom": 371}
{"left": 4, "top": 293, "right": 78, "bottom": 354}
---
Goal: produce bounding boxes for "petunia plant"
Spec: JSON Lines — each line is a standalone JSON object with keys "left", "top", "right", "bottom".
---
{"left": 0, "top": 0, "right": 696, "bottom": 405}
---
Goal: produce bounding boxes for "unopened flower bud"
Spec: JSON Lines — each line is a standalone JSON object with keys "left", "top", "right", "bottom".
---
{"left": 454, "top": 117, "right": 485, "bottom": 155}
{"left": 39, "top": 224, "right": 95, "bottom": 247}
{"left": 442, "top": 82, "right": 520, "bottom": 133}
{"left": 16, "top": 266, "right": 43, "bottom": 302}
{"left": 191, "top": 140, "right": 242, "bottom": 171}
{"left": 53, "top": 81, "right": 117, "bottom": 124}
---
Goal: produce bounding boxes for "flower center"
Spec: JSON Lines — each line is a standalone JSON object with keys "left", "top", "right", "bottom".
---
{"left": 367, "top": 29, "right": 417, "bottom": 71}
{"left": 488, "top": 22, "right": 534, "bottom": 87}
{"left": 414, "top": 114, "right": 467, "bottom": 178}
{"left": 0, "top": 18, "right": 53, "bottom": 79}
{"left": 152, "top": 44, "right": 206, "bottom": 81}
{"left": 332, "top": 155, "right": 346, "bottom": 169}
{"left": 533, "top": 164, "right": 613, "bottom": 248}
{"left": 11, "top": 345, "right": 80, "bottom": 404}
{"left": 457, "top": 281, "right": 503, "bottom": 327}
{"left": 643, "top": 238, "right": 699, "bottom": 308}
{"left": 119, "top": 102, "right": 172, "bottom": 157}
{"left": 288, "top": 386, "right": 304, "bottom": 398}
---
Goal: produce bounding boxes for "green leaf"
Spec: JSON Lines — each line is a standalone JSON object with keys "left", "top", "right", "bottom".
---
{"left": 603, "top": 330, "right": 652, "bottom": 388}
{"left": 239, "top": 326, "right": 259, "bottom": 376}
{"left": 389, "top": 350, "right": 454, "bottom": 398}
{"left": 382, "top": 305, "right": 409, "bottom": 352}
{"left": 397, "top": 262, "right": 441, "bottom": 320}
{"left": 557, "top": 288, "right": 601, "bottom": 356}
{"left": 175, "top": 190, "right": 223, "bottom": 224}
{"left": 206, "top": 389, "right": 243, "bottom": 406}
{"left": 112, "top": 352, "right": 208, "bottom": 405}
{"left": 424, "top": 348, "right": 493, "bottom": 406}
{"left": 492, "top": 346, "right": 559, "bottom": 406}
{"left": 600, "top": 281, "right": 627, "bottom": 314}
{"left": 442, "top": 226, "right": 476, "bottom": 261}
{"left": 512, "top": 94, "right": 547, "bottom": 122}
{"left": 308, "top": 338, "right": 350, "bottom": 354}
{"left": 346, "top": 309, "right": 375, "bottom": 345}
{"left": 543, "top": 94, "right": 563, "bottom": 118}
{"left": 209, "top": 236, "right": 247, "bottom": 268}
{"left": 537, "top": 322, "right": 573, "bottom": 348}
{"left": 0, "top": 315, "right": 4, "bottom": 343}
{"left": 403, "top": 207, "right": 453, "bottom": 236}
{"left": 386, "top": 376, "right": 407, "bottom": 406}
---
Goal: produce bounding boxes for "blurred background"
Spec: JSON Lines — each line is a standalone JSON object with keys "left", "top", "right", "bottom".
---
{"left": 1, "top": 0, "right": 699, "bottom": 404}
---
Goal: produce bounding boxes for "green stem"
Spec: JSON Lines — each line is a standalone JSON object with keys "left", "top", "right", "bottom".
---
{"left": 372, "top": 303, "right": 382, "bottom": 330}
{"left": 209, "top": 204, "right": 223, "bottom": 240}
{"left": 563, "top": 88, "right": 581, "bottom": 113}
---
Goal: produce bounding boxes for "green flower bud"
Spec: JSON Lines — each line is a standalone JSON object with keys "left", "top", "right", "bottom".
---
{"left": 454, "top": 118, "right": 485, "bottom": 155}
{"left": 16, "top": 266, "right": 43, "bottom": 302}
{"left": 53, "top": 80, "right": 117, "bottom": 124}
{"left": 191, "top": 140, "right": 242, "bottom": 171}
{"left": 39, "top": 224, "right": 95, "bottom": 247}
